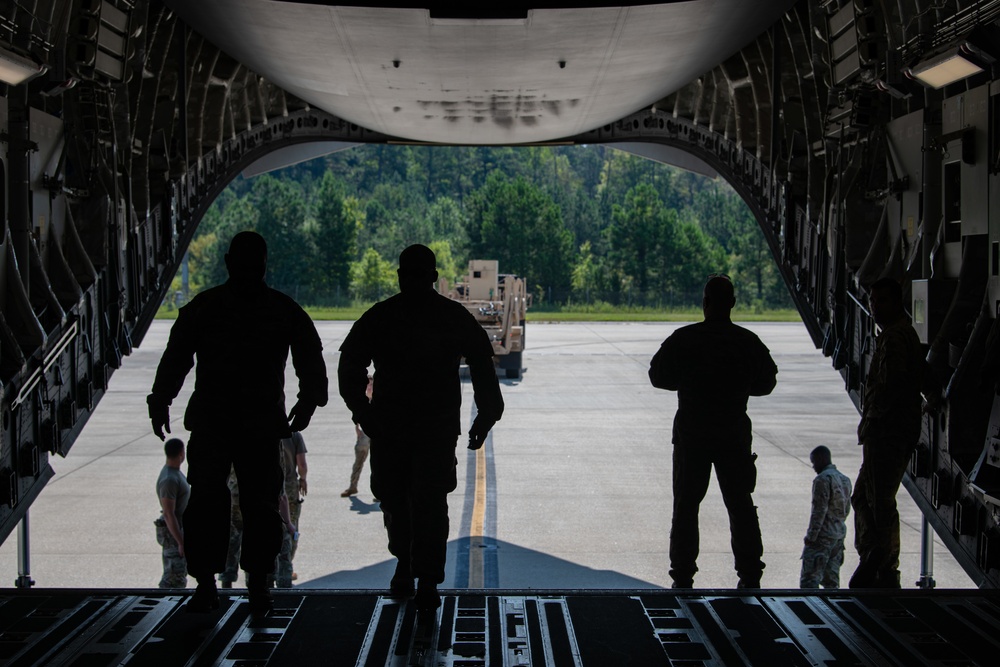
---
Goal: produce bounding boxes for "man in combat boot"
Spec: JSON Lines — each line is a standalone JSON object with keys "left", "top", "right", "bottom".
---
{"left": 649, "top": 274, "right": 777, "bottom": 588}
{"left": 800, "top": 446, "right": 852, "bottom": 588}
{"left": 338, "top": 244, "right": 504, "bottom": 613}
{"left": 850, "top": 277, "right": 936, "bottom": 588}
{"left": 148, "top": 231, "right": 327, "bottom": 615}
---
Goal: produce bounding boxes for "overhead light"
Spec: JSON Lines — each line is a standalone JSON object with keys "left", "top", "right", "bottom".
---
{"left": 0, "top": 45, "right": 47, "bottom": 85}
{"left": 906, "top": 45, "right": 985, "bottom": 89}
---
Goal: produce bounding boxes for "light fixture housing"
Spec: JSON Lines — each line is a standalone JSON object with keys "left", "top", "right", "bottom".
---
{"left": 906, "top": 44, "right": 986, "bottom": 89}
{"left": 0, "top": 45, "right": 47, "bottom": 85}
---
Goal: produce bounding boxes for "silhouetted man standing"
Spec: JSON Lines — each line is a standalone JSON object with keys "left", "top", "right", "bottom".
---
{"left": 339, "top": 244, "right": 504, "bottom": 612}
{"left": 850, "top": 277, "right": 930, "bottom": 588}
{"left": 649, "top": 275, "right": 777, "bottom": 588}
{"left": 801, "top": 445, "right": 851, "bottom": 588}
{"left": 148, "top": 231, "right": 327, "bottom": 615}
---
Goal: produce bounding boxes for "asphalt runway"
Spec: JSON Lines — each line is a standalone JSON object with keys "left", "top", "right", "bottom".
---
{"left": 0, "top": 320, "right": 974, "bottom": 590}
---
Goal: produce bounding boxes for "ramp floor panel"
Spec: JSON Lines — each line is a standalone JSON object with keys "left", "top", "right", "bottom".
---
{"left": 0, "top": 589, "right": 997, "bottom": 666}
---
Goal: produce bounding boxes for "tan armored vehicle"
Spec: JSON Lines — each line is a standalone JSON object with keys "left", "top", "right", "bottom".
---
{"left": 442, "top": 260, "right": 528, "bottom": 379}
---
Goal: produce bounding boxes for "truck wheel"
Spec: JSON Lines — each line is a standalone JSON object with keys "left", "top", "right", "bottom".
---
{"left": 501, "top": 351, "right": 522, "bottom": 379}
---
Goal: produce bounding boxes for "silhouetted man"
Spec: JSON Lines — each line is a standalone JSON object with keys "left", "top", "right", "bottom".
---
{"left": 801, "top": 446, "right": 851, "bottom": 588}
{"left": 851, "top": 277, "right": 931, "bottom": 588}
{"left": 148, "top": 231, "right": 327, "bottom": 615}
{"left": 649, "top": 275, "right": 777, "bottom": 588}
{"left": 338, "top": 244, "right": 504, "bottom": 612}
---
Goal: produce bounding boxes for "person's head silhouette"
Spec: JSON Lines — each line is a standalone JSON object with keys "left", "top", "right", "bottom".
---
{"left": 225, "top": 231, "right": 268, "bottom": 288}
{"left": 703, "top": 274, "right": 735, "bottom": 321}
{"left": 397, "top": 244, "right": 438, "bottom": 294}
{"left": 868, "top": 277, "right": 904, "bottom": 328}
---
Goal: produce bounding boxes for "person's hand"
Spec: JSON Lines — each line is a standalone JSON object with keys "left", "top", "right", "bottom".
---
{"left": 288, "top": 401, "right": 316, "bottom": 432}
{"left": 354, "top": 404, "right": 384, "bottom": 440}
{"left": 360, "top": 419, "right": 385, "bottom": 440}
{"left": 468, "top": 415, "right": 495, "bottom": 450}
{"left": 285, "top": 521, "right": 296, "bottom": 536}
{"left": 149, "top": 402, "right": 170, "bottom": 440}
{"left": 177, "top": 542, "right": 185, "bottom": 558}
{"left": 299, "top": 478, "right": 308, "bottom": 497}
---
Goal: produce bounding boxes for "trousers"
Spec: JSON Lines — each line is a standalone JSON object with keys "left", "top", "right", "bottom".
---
{"left": 669, "top": 441, "right": 764, "bottom": 585}
{"left": 851, "top": 438, "right": 911, "bottom": 587}
{"left": 800, "top": 539, "right": 845, "bottom": 588}
{"left": 350, "top": 442, "right": 371, "bottom": 491}
{"left": 155, "top": 517, "right": 188, "bottom": 588}
{"left": 370, "top": 435, "right": 458, "bottom": 584}
{"left": 183, "top": 431, "right": 283, "bottom": 579}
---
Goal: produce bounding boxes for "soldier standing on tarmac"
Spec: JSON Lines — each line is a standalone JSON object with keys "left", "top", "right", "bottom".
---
{"left": 800, "top": 446, "right": 852, "bottom": 588}
{"left": 156, "top": 438, "right": 190, "bottom": 588}
{"left": 648, "top": 274, "right": 778, "bottom": 589}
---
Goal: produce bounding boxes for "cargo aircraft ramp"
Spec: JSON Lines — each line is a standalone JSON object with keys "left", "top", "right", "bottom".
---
{"left": 3, "top": 588, "right": 1000, "bottom": 666}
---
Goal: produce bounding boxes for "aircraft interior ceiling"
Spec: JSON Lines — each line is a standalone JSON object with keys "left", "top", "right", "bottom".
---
{"left": 0, "top": 0, "right": 999, "bottom": 590}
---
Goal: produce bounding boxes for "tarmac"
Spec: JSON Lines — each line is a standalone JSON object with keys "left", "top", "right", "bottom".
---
{"left": 0, "top": 320, "right": 974, "bottom": 591}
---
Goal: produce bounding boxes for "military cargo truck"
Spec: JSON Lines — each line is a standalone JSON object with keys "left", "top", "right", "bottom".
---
{"left": 443, "top": 260, "right": 528, "bottom": 379}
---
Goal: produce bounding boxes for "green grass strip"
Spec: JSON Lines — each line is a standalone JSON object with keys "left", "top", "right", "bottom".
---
{"left": 525, "top": 308, "right": 801, "bottom": 322}
{"left": 155, "top": 304, "right": 800, "bottom": 322}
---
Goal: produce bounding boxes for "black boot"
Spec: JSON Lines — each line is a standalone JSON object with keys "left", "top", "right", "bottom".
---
{"left": 389, "top": 561, "right": 415, "bottom": 599}
{"left": 187, "top": 576, "right": 220, "bottom": 613}
{"left": 246, "top": 572, "right": 273, "bottom": 617}
{"left": 849, "top": 559, "right": 879, "bottom": 588}
{"left": 414, "top": 580, "right": 440, "bottom": 612}
{"left": 875, "top": 568, "right": 901, "bottom": 589}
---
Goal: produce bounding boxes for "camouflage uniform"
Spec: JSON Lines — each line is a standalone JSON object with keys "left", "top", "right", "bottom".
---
{"left": 155, "top": 518, "right": 188, "bottom": 588}
{"left": 219, "top": 469, "right": 242, "bottom": 586}
{"left": 349, "top": 428, "right": 371, "bottom": 492}
{"left": 800, "top": 463, "right": 852, "bottom": 588}
{"left": 275, "top": 436, "right": 304, "bottom": 588}
{"left": 156, "top": 464, "right": 190, "bottom": 588}
{"left": 852, "top": 315, "right": 926, "bottom": 587}
{"left": 280, "top": 433, "right": 307, "bottom": 562}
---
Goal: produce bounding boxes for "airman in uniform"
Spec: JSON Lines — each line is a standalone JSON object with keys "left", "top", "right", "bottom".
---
{"left": 850, "top": 277, "right": 934, "bottom": 588}
{"left": 156, "top": 438, "right": 190, "bottom": 588}
{"left": 148, "top": 231, "right": 327, "bottom": 615}
{"left": 338, "top": 244, "right": 504, "bottom": 612}
{"left": 649, "top": 274, "right": 778, "bottom": 588}
{"left": 801, "top": 446, "right": 852, "bottom": 588}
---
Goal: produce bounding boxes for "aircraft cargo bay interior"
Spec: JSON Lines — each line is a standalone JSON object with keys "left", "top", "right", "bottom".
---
{"left": 1, "top": 1, "right": 1000, "bottom": 664}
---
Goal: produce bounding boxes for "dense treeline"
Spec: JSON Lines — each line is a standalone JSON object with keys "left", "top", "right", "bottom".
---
{"left": 179, "top": 145, "right": 791, "bottom": 310}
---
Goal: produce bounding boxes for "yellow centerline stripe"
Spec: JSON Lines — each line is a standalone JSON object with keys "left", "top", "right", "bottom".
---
{"left": 468, "top": 445, "right": 487, "bottom": 588}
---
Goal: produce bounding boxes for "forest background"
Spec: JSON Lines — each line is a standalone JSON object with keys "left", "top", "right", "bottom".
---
{"left": 169, "top": 144, "right": 794, "bottom": 317}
